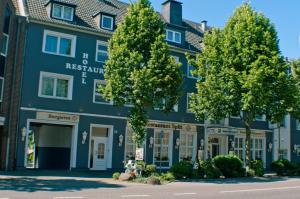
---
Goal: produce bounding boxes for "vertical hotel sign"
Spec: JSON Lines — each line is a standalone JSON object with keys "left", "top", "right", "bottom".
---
{"left": 65, "top": 53, "right": 104, "bottom": 84}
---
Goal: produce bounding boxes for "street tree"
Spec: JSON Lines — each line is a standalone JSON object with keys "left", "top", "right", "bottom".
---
{"left": 101, "top": 0, "right": 183, "bottom": 146}
{"left": 189, "top": 4, "right": 299, "bottom": 166}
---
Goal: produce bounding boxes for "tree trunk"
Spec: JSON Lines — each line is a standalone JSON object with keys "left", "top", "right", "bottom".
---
{"left": 245, "top": 124, "right": 251, "bottom": 168}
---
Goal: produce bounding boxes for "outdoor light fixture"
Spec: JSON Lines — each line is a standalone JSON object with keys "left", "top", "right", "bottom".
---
{"left": 82, "top": 131, "right": 88, "bottom": 144}
{"left": 175, "top": 138, "right": 180, "bottom": 149}
{"left": 119, "top": 134, "right": 124, "bottom": 147}
{"left": 149, "top": 136, "right": 154, "bottom": 148}
{"left": 21, "top": 127, "right": 27, "bottom": 141}
{"left": 268, "top": 142, "right": 273, "bottom": 152}
{"left": 200, "top": 139, "right": 204, "bottom": 150}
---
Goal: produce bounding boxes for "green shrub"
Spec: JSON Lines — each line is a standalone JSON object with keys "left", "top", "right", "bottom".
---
{"left": 147, "top": 175, "right": 161, "bottom": 185}
{"left": 200, "top": 160, "right": 222, "bottom": 179}
{"left": 160, "top": 172, "right": 176, "bottom": 182}
{"left": 246, "top": 169, "right": 256, "bottom": 177}
{"left": 112, "top": 172, "right": 121, "bottom": 180}
{"left": 213, "top": 155, "right": 245, "bottom": 178}
{"left": 145, "top": 164, "right": 156, "bottom": 176}
{"left": 250, "top": 160, "right": 264, "bottom": 177}
{"left": 170, "top": 161, "right": 193, "bottom": 179}
{"left": 271, "top": 159, "right": 299, "bottom": 176}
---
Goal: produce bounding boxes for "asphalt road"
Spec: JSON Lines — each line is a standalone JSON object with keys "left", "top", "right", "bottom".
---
{"left": 1, "top": 176, "right": 300, "bottom": 199}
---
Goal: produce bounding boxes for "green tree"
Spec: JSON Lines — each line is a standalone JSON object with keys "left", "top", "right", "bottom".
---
{"left": 101, "top": 0, "right": 183, "bottom": 146}
{"left": 189, "top": 4, "right": 299, "bottom": 166}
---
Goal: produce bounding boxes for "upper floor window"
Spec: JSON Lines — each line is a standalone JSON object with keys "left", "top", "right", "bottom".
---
{"left": 187, "top": 64, "right": 201, "bottom": 79}
{"left": 0, "top": 33, "right": 9, "bottom": 57}
{"left": 255, "top": 114, "right": 266, "bottom": 121}
{"left": 52, "top": 3, "right": 74, "bottom": 21}
{"left": 166, "top": 29, "right": 181, "bottom": 44}
{"left": 186, "top": 93, "right": 193, "bottom": 113}
{"left": 96, "top": 41, "right": 108, "bottom": 63}
{"left": 93, "top": 79, "right": 113, "bottom": 105}
{"left": 101, "top": 15, "right": 114, "bottom": 30}
{"left": 296, "top": 120, "right": 300, "bottom": 130}
{"left": 0, "top": 77, "right": 4, "bottom": 102}
{"left": 38, "top": 72, "right": 73, "bottom": 100}
{"left": 154, "top": 98, "right": 178, "bottom": 112}
{"left": 42, "top": 30, "right": 76, "bottom": 57}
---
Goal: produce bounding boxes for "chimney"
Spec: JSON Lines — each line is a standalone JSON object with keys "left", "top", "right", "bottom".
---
{"left": 162, "top": 0, "right": 183, "bottom": 26}
{"left": 200, "top": 20, "right": 207, "bottom": 32}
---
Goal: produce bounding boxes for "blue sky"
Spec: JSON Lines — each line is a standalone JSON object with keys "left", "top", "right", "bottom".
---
{"left": 121, "top": 0, "right": 300, "bottom": 59}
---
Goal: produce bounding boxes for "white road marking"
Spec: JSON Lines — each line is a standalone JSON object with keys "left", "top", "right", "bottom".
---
{"left": 0, "top": 198, "right": 9, "bottom": 199}
{"left": 220, "top": 186, "right": 300, "bottom": 193}
{"left": 121, "top": 195, "right": 151, "bottom": 198}
{"left": 54, "top": 197, "right": 86, "bottom": 199}
{"left": 174, "top": 193, "right": 197, "bottom": 196}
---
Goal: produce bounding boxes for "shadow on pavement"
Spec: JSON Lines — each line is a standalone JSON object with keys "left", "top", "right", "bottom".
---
{"left": 179, "top": 176, "right": 297, "bottom": 184}
{"left": 0, "top": 177, "right": 124, "bottom": 192}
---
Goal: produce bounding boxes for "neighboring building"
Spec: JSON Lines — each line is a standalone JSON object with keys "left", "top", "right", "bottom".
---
{"left": 0, "top": 0, "right": 297, "bottom": 171}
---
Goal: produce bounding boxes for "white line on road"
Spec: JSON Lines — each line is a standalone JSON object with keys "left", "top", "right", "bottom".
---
{"left": 121, "top": 195, "right": 151, "bottom": 198}
{"left": 54, "top": 197, "right": 86, "bottom": 199}
{"left": 174, "top": 193, "right": 197, "bottom": 196}
{"left": 0, "top": 198, "right": 9, "bottom": 199}
{"left": 220, "top": 186, "right": 300, "bottom": 193}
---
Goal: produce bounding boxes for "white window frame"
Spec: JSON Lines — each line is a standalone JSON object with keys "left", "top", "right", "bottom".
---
{"left": 166, "top": 29, "right": 181, "bottom": 44}
{"left": 172, "top": 56, "right": 180, "bottom": 63}
{"left": 297, "top": 120, "right": 300, "bottom": 130}
{"left": 38, "top": 72, "right": 73, "bottom": 100}
{"left": 52, "top": 3, "right": 74, "bottom": 21}
{"left": 93, "top": 79, "right": 113, "bottom": 105}
{"left": 153, "top": 129, "right": 173, "bottom": 169}
{"left": 187, "top": 64, "right": 201, "bottom": 80}
{"left": 0, "top": 77, "right": 4, "bottom": 102}
{"left": 186, "top": 93, "right": 192, "bottom": 113}
{"left": 124, "top": 127, "right": 137, "bottom": 161}
{"left": 255, "top": 114, "right": 266, "bottom": 121}
{"left": 95, "top": 40, "right": 108, "bottom": 63}
{"left": 179, "top": 131, "right": 197, "bottom": 161}
{"left": 42, "top": 30, "right": 76, "bottom": 57}
{"left": 0, "top": 33, "right": 9, "bottom": 57}
{"left": 101, "top": 15, "right": 114, "bottom": 31}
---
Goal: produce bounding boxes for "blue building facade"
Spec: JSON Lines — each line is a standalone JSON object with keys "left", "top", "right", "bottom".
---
{"left": 7, "top": 0, "right": 288, "bottom": 171}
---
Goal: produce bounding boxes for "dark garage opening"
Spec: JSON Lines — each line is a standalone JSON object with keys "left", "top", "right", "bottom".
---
{"left": 26, "top": 123, "right": 73, "bottom": 170}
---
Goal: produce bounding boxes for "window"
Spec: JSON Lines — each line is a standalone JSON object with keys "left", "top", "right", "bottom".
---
{"left": 187, "top": 64, "right": 201, "bottom": 79}
{"left": 52, "top": 3, "right": 74, "bottom": 21}
{"left": 179, "top": 132, "right": 196, "bottom": 161}
{"left": 234, "top": 137, "right": 245, "bottom": 161}
{"left": 95, "top": 41, "right": 108, "bottom": 63}
{"left": 172, "top": 56, "right": 180, "bottom": 63}
{"left": 43, "top": 30, "right": 76, "bottom": 57}
{"left": 296, "top": 120, "right": 300, "bottom": 130}
{"left": 234, "top": 136, "right": 265, "bottom": 164}
{"left": 186, "top": 93, "right": 192, "bottom": 113}
{"left": 101, "top": 15, "right": 114, "bottom": 30}
{"left": 38, "top": 72, "right": 73, "bottom": 100}
{"left": 154, "top": 98, "right": 178, "bottom": 112}
{"left": 0, "top": 77, "right": 4, "bottom": 102}
{"left": 166, "top": 29, "right": 181, "bottom": 44}
{"left": 0, "top": 34, "right": 9, "bottom": 57}
{"left": 255, "top": 114, "right": 266, "bottom": 121}
{"left": 153, "top": 130, "right": 172, "bottom": 168}
{"left": 93, "top": 80, "right": 113, "bottom": 105}
{"left": 125, "top": 128, "right": 137, "bottom": 161}
{"left": 296, "top": 146, "right": 300, "bottom": 157}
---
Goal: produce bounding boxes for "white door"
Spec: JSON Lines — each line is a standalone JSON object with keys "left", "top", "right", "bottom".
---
{"left": 93, "top": 138, "right": 107, "bottom": 170}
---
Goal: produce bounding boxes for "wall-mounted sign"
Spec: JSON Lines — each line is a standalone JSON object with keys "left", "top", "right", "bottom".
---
{"left": 65, "top": 53, "right": 104, "bottom": 84}
{"left": 207, "top": 127, "right": 237, "bottom": 135}
{"left": 135, "top": 148, "right": 144, "bottom": 160}
{"left": 36, "top": 112, "right": 79, "bottom": 123}
{"left": 127, "top": 121, "right": 197, "bottom": 132}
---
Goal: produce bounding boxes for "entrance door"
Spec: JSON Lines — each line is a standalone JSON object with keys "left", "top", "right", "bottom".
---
{"left": 93, "top": 138, "right": 107, "bottom": 170}
{"left": 211, "top": 143, "right": 220, "bottom": 158}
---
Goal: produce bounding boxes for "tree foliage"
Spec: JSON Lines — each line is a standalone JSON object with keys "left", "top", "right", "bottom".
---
{"left": 101, "top": 0, "right": 183, "bottom": 145}
{"left": 189, "top": 4, "right": 299, "bottom": 166}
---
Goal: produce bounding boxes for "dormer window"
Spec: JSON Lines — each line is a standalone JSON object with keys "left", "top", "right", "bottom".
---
{"left": 166, "top": 29, "right": 181, "bottom": 44}
{"left": 52, "top": 3, "right": 74, "bottom": 21}
{"left": 101, "top": 15, "right": 114, "bottom": 30}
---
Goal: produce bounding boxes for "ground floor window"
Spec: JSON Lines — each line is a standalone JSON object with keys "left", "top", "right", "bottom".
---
{"left": 154, "top": 130, "right": 172, "bottom": 168}
{"left": 234, "top": 136, "right": 265, "bottom": 163}
{"left": 125, "top": 128, "right": 136, "bottom": 161}
{"left": 179, "top": 132, "right": 196, "bottom": 161}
